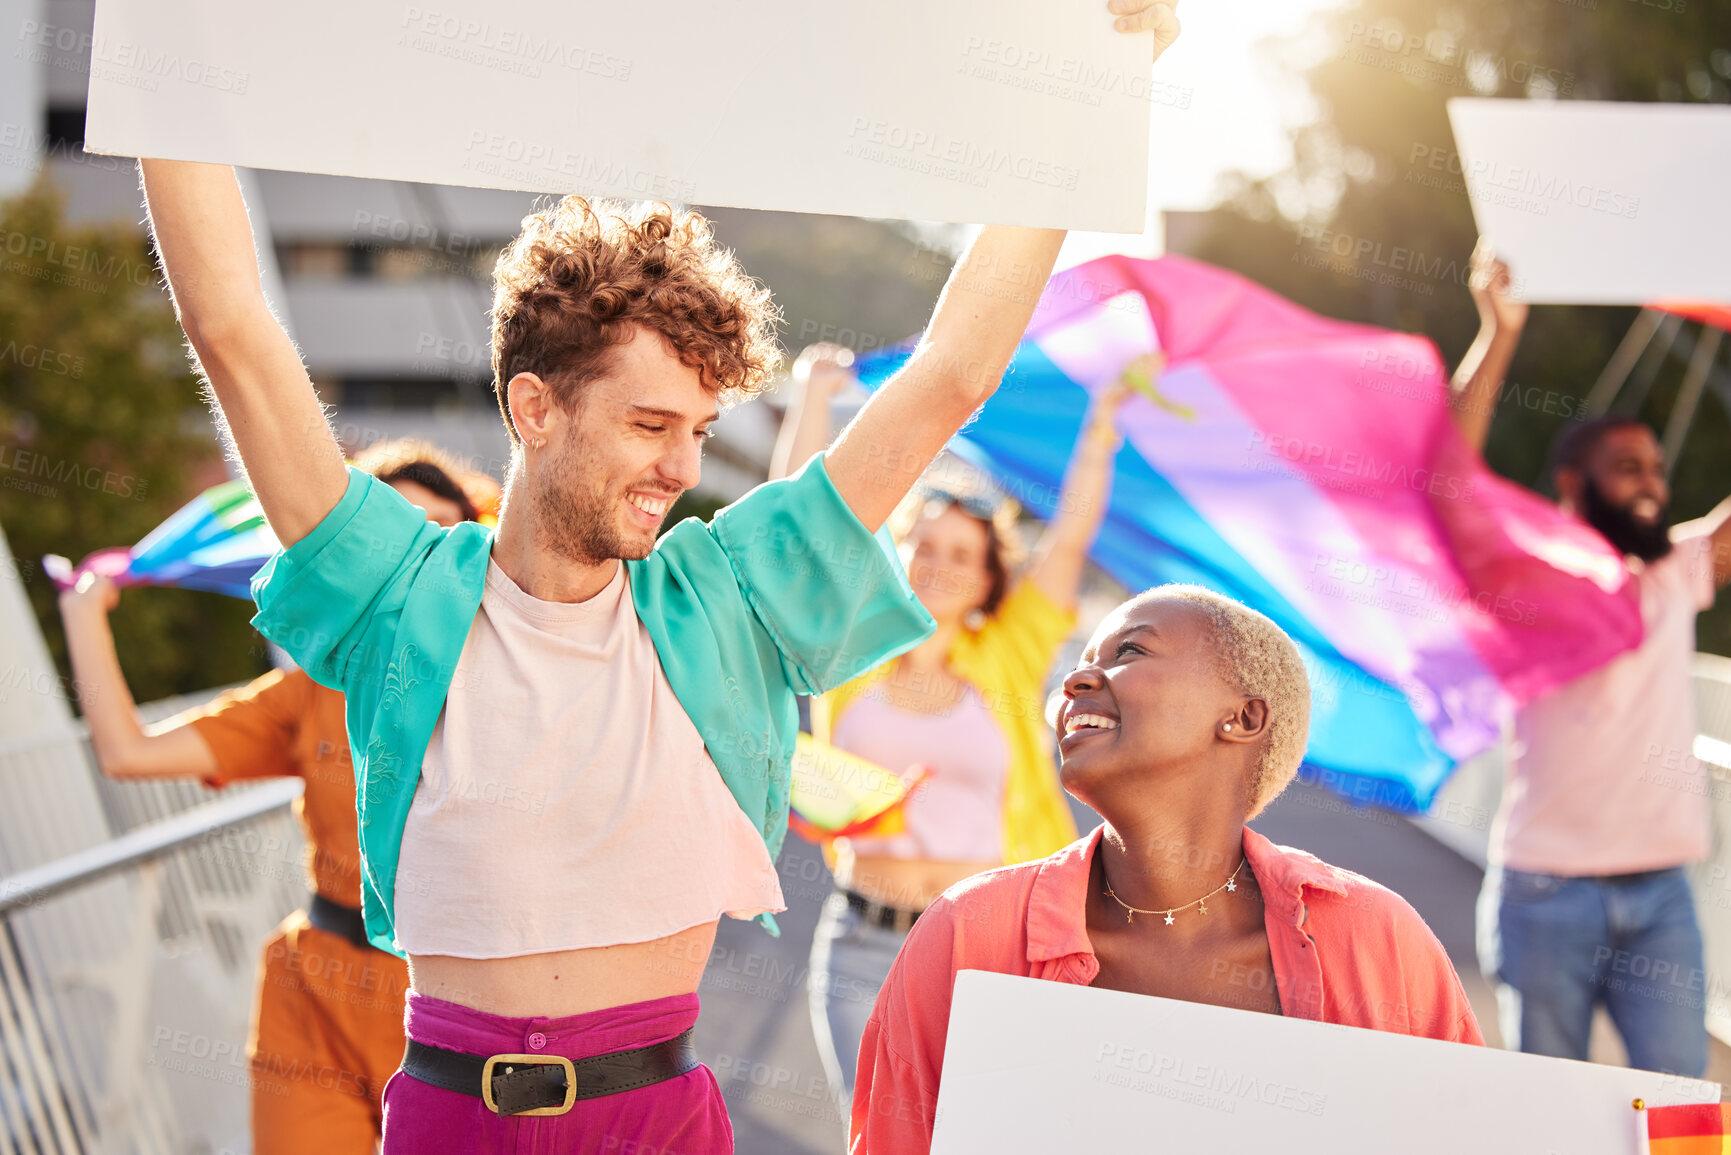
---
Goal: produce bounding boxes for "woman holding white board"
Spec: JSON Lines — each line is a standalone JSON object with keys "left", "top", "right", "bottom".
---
{"left": 849, "top": 585, "right": 1484, "bottom": 1154}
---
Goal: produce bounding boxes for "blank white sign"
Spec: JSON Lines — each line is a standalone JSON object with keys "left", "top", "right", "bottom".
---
{"left": 1448, "top": 99, "right": 1731, "bottom": 304}
{"left": 83, "top": 0, "right": 1151, "bottom": 230}
{"left": 932, "top": 971, "right": 1718, "bottom": 1154}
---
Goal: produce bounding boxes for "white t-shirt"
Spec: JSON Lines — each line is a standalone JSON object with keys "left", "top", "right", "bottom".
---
{"left": 1492, "top": 523, "right": 1719, "bottom": 876}
{"left": 393, "top": 557, "right": 785, "bottom": 957}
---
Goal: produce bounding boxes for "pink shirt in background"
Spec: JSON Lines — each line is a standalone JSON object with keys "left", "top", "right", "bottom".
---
{"left": 849, "top": 824, "right": 1482, "bottom": 1154}
{"left": 394, "top": 558, "right": 785, "bottom": 958}
{"left": 835, "top": 686, "right": 1010, "bottom": 863}
{"left": 1494, "top": 525, "right": 1719, "bottom": 876}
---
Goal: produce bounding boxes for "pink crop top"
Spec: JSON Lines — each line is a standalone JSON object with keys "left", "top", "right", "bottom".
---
{"left": 832, "top": 685, "right": 1010, "bottom": 863}
{"left": 393, "top": 559, "right": 785, "bottom": 958}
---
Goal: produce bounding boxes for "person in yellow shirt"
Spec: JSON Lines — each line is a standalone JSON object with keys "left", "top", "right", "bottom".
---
{"left": 771, "top": 344, "right": 1134, "bottom": 1110}
{"left": 58, "top": 440, "right": 482, "bottom": 1155}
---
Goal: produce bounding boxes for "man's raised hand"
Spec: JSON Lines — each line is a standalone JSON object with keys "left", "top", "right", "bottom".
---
{"left": 1468, "top": 241, "right": 1529, "bottom": 334}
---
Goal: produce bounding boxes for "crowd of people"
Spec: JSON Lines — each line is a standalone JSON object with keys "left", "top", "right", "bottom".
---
{"left": 49, "top": 3, "right": 1731, "bottom": 1151}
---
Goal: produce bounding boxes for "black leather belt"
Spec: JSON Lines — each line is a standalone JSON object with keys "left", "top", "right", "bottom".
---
{"left": 844, "top": 888, "right": 922, "bottom": 934}
{"left": 307, "top": 894, "right": 374, "bottom": 951}
{"left": 1600, "top": 867, "right": 1676, "bottom": 885}
{"left": 400, "top": 1028, "right": 700, "bottom": 1117}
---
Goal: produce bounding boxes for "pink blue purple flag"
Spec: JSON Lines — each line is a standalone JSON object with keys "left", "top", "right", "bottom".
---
{"left": 860, "top": 254, "right": 1642, "bottom": 811}
{"left": 44, "top": 478, "right": 277, "bottom": 600}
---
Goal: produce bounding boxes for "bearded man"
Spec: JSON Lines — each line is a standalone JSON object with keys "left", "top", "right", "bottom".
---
{"left": 1452, "top": 246, "right": 1731, "bottom": 1078}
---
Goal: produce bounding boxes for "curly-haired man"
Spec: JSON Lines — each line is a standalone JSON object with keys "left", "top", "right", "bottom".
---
{"left": 136, "top": 4, "right": 1178, "bottom": 1149}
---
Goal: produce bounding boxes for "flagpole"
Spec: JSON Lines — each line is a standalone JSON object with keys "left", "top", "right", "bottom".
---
{"left": 1660, "top": 322, "right": 1724, "bottom": 482}
{"left": 1582, "top": 307, "right": 1663, "bottom": 416}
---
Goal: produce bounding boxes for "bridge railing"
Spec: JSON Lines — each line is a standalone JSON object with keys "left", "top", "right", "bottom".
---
{"left": 0, "top": 689, "right": 306, "bottom": 1155}
{"left": 1414, "top": 655, "right": 1731, "bottom": 1043}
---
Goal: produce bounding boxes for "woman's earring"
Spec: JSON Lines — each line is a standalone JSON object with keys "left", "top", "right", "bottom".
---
{"left": 964, "top": 609, "right": 988, "bottom": 631}
{"left": 1223, "top": 723, "right": 1233, "bottom": 733}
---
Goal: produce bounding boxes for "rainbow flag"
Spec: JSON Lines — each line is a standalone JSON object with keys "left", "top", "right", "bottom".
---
{"left": 788, "top": 734, "right": 927, "bottom": 843}
{"left": 859, "top": 255, "right": 1641, "bottom": 812}
{"left": 1649, "top": 1103, "right": 1731, "bottom": 1153}
{"left": 45, "top": 478, "right": 278, "bottom": 600}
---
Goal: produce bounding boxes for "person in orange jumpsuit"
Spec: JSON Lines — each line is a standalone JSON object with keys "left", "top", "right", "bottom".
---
{"left": 58, "top": 439, "right": 487, "bottom": 1153}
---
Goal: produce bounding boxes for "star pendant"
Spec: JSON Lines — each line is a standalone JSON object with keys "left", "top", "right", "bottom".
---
{"left": 1163, "top": 911, "right": 1175, "bottom": 926}
{"left": 1226, "top": 879, "right": 1237, "bottom": 892}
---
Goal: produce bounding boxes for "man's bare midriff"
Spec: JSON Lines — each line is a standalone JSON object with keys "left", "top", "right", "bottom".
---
{"left": 408, "top": 920, "right": 719, "bottom": 1018}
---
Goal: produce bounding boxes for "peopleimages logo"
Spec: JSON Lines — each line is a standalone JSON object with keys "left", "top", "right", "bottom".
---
{"left": 0, "top": 228, "right": 158, "bottom": 288}
{"left": 460, "top": 131, "right": 697, "bottom": 200}
{"left": 398, "top": 8, "right": 632, "bottom": 79}
{"left": 1462, "top": 160, "right": 1641, "bottom": 220}
{"left": 0, "top": 447, "right": 148, "bottom": 500}
{"left": 1245, "top": 431, "right": 1477, "bottom": 503}
{"left": 844, "top": 119, "right": 1081, "bottom": 191}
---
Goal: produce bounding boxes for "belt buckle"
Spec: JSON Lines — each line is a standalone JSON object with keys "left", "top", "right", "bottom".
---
{"left": 481, "top": 1053, "right": 577, "bottom": 1117}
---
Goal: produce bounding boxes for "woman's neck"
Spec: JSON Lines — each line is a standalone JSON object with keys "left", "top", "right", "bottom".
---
{"left": 900, "top": 617, "right": 962, "bottom": 673}
{"left": 1094, "top": 798, "right": 1248, "bottom": 915}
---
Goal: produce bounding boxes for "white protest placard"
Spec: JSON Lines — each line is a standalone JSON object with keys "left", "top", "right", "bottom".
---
{"left": 1447, "top": 99, "right": 1731, "bottom": 304}
{"left": 931, "top": 971, "right": 1718, "bottom": 1153}
{"left": 82, "top": 0, "right": 1152, "bottom": 231}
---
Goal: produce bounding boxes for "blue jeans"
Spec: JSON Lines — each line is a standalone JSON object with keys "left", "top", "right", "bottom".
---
{"left": 807, "top": 891, "right": 909, "bottom": 1113}
{"left": 1477, "top": 865, "right": 1708, "bottom": 1076}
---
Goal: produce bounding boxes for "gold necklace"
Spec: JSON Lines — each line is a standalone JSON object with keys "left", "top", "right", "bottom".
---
{"left": 1103, "top": 858, "right": 1247, "bottom": 926}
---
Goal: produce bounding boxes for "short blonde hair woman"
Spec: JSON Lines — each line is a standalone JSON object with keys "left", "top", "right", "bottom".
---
{"left": 850, "top": 586, "right": 1483, "bottom": 1154}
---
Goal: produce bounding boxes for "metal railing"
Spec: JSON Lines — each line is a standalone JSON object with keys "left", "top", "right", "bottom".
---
{"left": 0, "top": 689, "right": 308, "bottom": 1155}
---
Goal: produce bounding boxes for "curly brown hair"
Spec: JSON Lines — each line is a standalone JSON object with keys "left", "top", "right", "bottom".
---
{"left": 488, "top": 197, "right": 780, "bottom": 442}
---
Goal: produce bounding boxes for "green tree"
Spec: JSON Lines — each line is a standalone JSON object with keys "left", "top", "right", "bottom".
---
{"left": 1191, "top": 0, "right": 1731, "bottom": 653}
{"left": 0, "top": 177, "right": 268, "bottom": 706}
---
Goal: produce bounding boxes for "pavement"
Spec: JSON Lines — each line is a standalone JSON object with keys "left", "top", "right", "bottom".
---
{"left": 693, "top": 779, "right": 1728, "bottom": 1153}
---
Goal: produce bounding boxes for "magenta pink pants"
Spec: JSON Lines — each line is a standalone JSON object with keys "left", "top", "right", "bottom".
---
{"left": 381, "top": 991, "right": 732, "bottom": 1154}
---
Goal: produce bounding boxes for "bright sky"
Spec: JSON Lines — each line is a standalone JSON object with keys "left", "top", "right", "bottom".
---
{"left": 1063, "top": 0, "right": 1346, "bottom": 263}
{"left": 1146, "top": 0, "right": 1344, "bottom": 209}
{"left": 914, "top": 0, "right": 1346, "bottom": 266}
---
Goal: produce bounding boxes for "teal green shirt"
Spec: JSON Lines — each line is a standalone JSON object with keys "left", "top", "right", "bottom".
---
{"left": 250, "top": 455, "right": 933, "bottom": 955}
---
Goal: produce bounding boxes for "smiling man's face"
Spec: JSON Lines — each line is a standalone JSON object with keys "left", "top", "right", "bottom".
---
{"left": 532, "top": 326, "right": 717, "bottom": 565}
{"left": 1569, "top": 424, "right": 1673, "bottom": 562}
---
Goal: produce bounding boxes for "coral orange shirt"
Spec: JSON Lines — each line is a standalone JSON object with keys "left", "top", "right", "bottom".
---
{"left": 850, "top": 824, "right": 1483, "bottom": 1153}
{"left": 174, "top": 668, "right": 364, "bottom": 907}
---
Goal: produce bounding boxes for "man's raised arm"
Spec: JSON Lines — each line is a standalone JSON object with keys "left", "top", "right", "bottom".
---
{"left": 141, "top": 160, "right": 349, "bottom": 546}
{"left": 1448, "top": 241, "right": 1529, "bottom": 456}
{"left": 821, "top": 0, "right": 1179, "bottom": 532}
{"left": 824, "top": 225, "right": 1065, "bottom": 531}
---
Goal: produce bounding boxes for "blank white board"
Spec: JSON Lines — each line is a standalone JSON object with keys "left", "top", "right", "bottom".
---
{"left": 1448, "top": 99, "right": 1731, "bottom": 304}
{"left": 932, "top": 971, "right": 1719, "bottom": 1153}
{"left": 83, "top": 0, "right": 1152, "bottom": 229}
